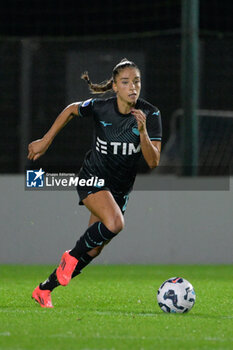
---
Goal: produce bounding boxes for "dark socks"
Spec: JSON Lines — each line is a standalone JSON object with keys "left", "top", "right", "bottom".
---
{"left": 40, "top": 252, "right": 94, "bottom": 291}
{"left": 69, "top": 221, "right": 116, "bottom": 259}
{"left": 40, "top": 222, "right": 116, "bottom": 292}
{"left": 72, "top": 252, "right": 94, "bottom": 278}
{"left": 40, "top": 269, "right": 59, "bottom": 291}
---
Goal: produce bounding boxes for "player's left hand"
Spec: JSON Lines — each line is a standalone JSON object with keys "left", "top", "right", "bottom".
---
{"left": 131, "top": 109, "right": 147, "bottom": 133}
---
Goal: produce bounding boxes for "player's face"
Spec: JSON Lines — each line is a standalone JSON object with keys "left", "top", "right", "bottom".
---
{"left": 113, "top": 67, "right": 141, "bottom": 107}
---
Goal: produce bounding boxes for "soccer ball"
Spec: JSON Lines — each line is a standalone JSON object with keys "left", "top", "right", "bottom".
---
{"left": 157, "top": 277, "right": 196, "bottom": 313}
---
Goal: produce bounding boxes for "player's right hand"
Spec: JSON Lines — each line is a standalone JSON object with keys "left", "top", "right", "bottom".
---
{"left": 27, "top": 138, "right": 50, "bottom": 161}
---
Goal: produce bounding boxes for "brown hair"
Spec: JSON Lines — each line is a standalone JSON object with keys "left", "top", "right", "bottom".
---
{"left": 81, "top": 58, "right": 139, "bottom": 94}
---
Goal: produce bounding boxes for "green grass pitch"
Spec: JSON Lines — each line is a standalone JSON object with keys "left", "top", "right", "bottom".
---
{"left": 0, "top": 265, "right": 232, "bottom": 350}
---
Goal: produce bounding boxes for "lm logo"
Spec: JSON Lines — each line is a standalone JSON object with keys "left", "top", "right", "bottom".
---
{"left": 96, "top": 137, "right": 141, "bottom": 155}
{"left": 26, "top": 168, "right": 45, "bottom": 187}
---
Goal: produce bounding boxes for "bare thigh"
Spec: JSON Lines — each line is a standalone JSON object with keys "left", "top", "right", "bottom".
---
{"left": 83, "top": 190, "right": 124, "bottom": 233}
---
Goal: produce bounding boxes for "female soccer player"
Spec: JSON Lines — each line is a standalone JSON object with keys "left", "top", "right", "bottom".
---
{"left": 28, "top": 58, "right": 162, "bottom": 308}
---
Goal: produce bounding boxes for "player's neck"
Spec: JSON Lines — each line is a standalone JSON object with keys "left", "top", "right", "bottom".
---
{"left": 116, "top": 97, "right": 135, "bottom": 114}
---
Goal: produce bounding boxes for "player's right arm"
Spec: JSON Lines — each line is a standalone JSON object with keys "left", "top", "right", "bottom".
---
{"left": 27, "top": 102, "right": 80, "bottom": 161}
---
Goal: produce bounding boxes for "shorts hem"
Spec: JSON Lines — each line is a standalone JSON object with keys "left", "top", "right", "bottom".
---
{"left": 77, "top": 186, "right": 110, "bottom": 205}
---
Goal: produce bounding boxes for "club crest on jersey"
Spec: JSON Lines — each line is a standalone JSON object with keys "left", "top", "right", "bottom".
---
{"left": 96, "top": 137, "right": 141, "bottom": 155}
{"left": 132, "top": 127, "right": 140, "bottom": 136}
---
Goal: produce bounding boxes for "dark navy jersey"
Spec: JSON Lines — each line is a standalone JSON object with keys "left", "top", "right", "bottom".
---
{"left": 78, "top": 97, "right": 162, "bottom": 194}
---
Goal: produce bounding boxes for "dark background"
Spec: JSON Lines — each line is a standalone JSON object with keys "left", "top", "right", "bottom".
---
{"left": 0, "top": 1, "right": 232, "bottom": 36}
{"left": 0, "top": 0, "right": 232, "bottom": 173}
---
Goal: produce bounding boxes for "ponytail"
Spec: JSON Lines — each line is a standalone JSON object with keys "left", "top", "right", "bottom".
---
{"left": 81, "top": 72, "right": 113, "bottom": 94}
{"left": 81, "top": 58, "right": 139, "bottom": 95}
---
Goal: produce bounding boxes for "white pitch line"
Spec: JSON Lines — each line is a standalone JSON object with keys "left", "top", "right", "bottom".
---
{"left": 48, "top": 334, "right": 158, "bottom": 340}
{"left": 95, "top": 311, "right": 158, "bottom": 317}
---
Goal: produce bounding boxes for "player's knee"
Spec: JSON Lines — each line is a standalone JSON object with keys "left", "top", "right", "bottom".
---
{"left": 104, "top": 213, "right": 124, "bottom": 234}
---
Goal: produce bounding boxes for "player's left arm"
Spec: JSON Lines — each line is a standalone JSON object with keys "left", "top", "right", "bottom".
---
{"left": 131, "top": 108, "right": 161, "bottom": 169}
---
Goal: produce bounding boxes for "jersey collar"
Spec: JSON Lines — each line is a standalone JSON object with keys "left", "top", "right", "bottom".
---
{"left": 113, "top": 97, "right": 139, "bottom": 117}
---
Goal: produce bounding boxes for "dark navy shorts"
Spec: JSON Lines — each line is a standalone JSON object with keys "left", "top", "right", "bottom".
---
{"left": 76, "top": 168, "right": 130, "bottom": 214}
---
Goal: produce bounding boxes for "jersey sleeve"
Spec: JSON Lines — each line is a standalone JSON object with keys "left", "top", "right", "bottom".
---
{"left": 146, "top": 108, "right": 162, "bottom": 141}
{"left": 78, "top": 98, "right": 95, "bottom": 117}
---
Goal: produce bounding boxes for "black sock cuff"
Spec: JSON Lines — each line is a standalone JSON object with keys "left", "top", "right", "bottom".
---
{"left": 69, "top": 221, "right": 117, "bottom": 259}
{"left": 96, "top": 222, "right": 116, "bottom": 240}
